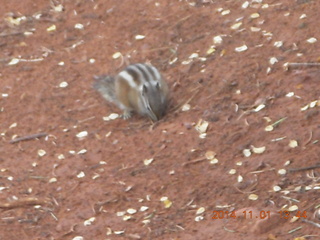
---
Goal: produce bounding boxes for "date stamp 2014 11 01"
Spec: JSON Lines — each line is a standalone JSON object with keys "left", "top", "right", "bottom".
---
{"left": 212, "top": 210, "right": 307, "bottom": 220}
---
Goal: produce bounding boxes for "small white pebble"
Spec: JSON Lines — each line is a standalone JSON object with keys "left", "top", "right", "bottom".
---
{"left": 112, "top": 52, "right": 122, "bottom": 59}
{"left": 49, "top": 177, "right": 57, "bottom": 183}
{"left": 103, "top": 113, "right": 119, "bottom": 121}
{"left": 288, "top": 205, "right": 299, "bottom": 211}
{"left": 289, "top": 140, "right": 298, "bottom": 148}
{"left": 69, "top": 150, "right": 76, "bottom": 155}
{"left": 140, "top": 206, "right": 149, "bottom": 212}
{"left": 135, "top": 34, "right": 145, "bottom": 40}
{"left": 127, "top": 208, "right": 137, "bottom": 214}
{"left": 269, "top": 57, "right": 278, "bottom": 65}
{"left": 274, "top": 41, "right": 283, "bottom": 48}
{"left": 47, "top": 24, "right": 56, "bottom": 32}
{"left": 213, "top": 35, "right": 223, "bottom": 44}
{"left": 235, "top": 45, "right": 248, "bottom": 52}
{"left": 83, "top": 217, "right": 95, "bottom": 226}
{"left": 160, "top": 196, "right": 168, "bottom": 202}
{"left": 251, "top": 145, "right": 266, "bottom": 154}
{"left": 181, "top": 104, "right": 191, "bottom": 111}
{"left": 38, "top": 149, "right": 46, "bottom": 157}
{"left": 209, "top": 158, "right": 219, "bottom": 165}
{"left": 8, "top": 58, "right": 20, "bottom": 65}
{"left": 231, "top": 22, "right": 242, "bottom": 30}
{"left": 116, "top": 211, "right": 126, "bottom": 217}
{"left": 196, "top": 207, "right": 205, "bottom": 215}
{"left": 306, "top": 37, "right": 317, "bottom": 44}
{"left": 243, "top": 149, "right": 251, "bottom": 157}
{"left": 250, "top": 27, "right": 261, "bottom": 32}
{"left": 76, "top": 131, "right": 88, "bottom": 138}
{"left": 195, "top": 215, "right": 204, "bottom": 222}
{"left": 77, "top": 171, "right": 85, "bottom": 178}
{"left": 248, "top": 194, "right": 258, "bottom": 201}
{"left": 74, "top": 23, "right": 84, "bottom": 29}
{"left": 286, "top": 92, "right": 294, "bottom": 97}
{"left": 59, "top": 81, "right": 68, "bottom": 88}
{"left": 284, "top": 160, "right": 291, "bottom": 166}
{"left": 77, "top": 149, "right": 87, "bottom": 155}
{"left": 309, "top": 100, "right": 318, "bottom": 108}
{"left": 250, "top": 13, "right": 260, "bottom": 19}
{"left": 242, "top": 1, "right": 249, "bottom": 8}
{"left": 189, "top": 53, "right": 199, "bottom": 59}
{"left": 144, "top": 158, "right": 154, "bottom": 166}
{"left": 221, "top": 9, "right": 230, "bottom": 16}
{"left": 72, "top": 237, "right": 84, "bottom": 240}
{"left": 122, "top": 215, "right": 131, "bottom": 221}
{"left": 9, "top": 122, "right": 17, "bottom": 128}
{"left": 254, "top": 104, "right": 265, "bottom": 112}
{"left": 278, "top": 169, "right": 287, "bottom": 175}
{"left": 300, "top": 14, "right": 307, "bottom": 19}
{"left": 273, "top": 186, "right": 281, "bottom": 192}
{"left": 142, "top": 219, "right": 150, "bottom": 225}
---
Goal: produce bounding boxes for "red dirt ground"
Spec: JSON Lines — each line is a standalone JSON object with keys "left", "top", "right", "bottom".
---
{"left": 1, "top": 0, "right": 320, "bottom": 239}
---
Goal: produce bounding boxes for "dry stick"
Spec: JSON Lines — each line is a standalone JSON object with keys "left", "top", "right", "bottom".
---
{"left": 302, "top": 219, "right": 320, "bottom": 228}
{"left": 182, "top": 156, "right": 207, "bottom": 166}
{"left": 9, "top": 132, "right": 47, "bottom": 143}
{"left": 233, "top": 182, "right": 259, "bottom": 194}
{"left": 173, "top": 86, "right": 201, "bottom": 113}
{"left": 286, "top": 62, "right": 320, "bottom": 69}
{"left": 0, "top": 197, "right": 50, "bottom": 209}
{"left": 0, "top": 31, "right": 27, "bottom": 37}
{"left": 169, "top": 14, "right": 193, "bottom": 29}
{"left": 288, "top": 164, "right": 320, "bottom": 173}
{"left": 304, "top": 130, "right": 313, "bottom": 146}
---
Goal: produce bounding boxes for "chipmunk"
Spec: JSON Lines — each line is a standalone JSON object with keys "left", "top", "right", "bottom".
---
{"left": 94, "top": 63, "right": 169, "bottom": 122}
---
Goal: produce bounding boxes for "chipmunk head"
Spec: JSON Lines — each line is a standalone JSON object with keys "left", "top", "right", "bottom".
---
{"left": 141, "top": 81, "right": 168, "bottom": 121}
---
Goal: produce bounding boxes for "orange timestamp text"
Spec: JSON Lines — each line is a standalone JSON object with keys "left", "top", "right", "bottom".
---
{"left": 212, "top": 210, "right": 307, "bottom": 220}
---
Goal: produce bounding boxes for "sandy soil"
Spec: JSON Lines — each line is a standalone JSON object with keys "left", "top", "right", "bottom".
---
{"left": 1, "top": 0, "right": 320, "bottom": 239}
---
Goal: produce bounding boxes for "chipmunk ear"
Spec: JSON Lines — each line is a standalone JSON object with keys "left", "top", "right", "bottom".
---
{"left": 142, "top": 84, "right": 148, "bottom": 94}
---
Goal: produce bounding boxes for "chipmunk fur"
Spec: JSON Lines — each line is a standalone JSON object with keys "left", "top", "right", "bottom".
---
{"left": 94, "top": 63, "right": 169, "bottom": 121}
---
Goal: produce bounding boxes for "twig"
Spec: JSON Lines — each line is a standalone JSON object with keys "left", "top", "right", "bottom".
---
{"left": 285, "top": 62, "right": 320, "bottom": 70}
{"left": 249, "top": 168, "right": 275, "bottom": 174}
{"left": 182, "top": 156, "right": 207, "bottom": 166}
{"left": 0, "top": 197, "right": 50, "bottom": 209}
{"left": 173, "top": 86, "right": 201, "bottom": 113}
{"left": 288, "top": 226, "right": 303, "bottom": 234}
{"left": 271, "top": 117, "right": 287, "bottom": 127}
{"left": 304, "top": 130, "right": 313, "bottom": 146}
{"left": 9, "top": 132, "right": 47, "bottom": 143}
{"left": 169, "top": 14, "right": 193, "bottom": 29}
{"left": 233, "top": 183, "right": 258, "bottom": 194}
{"left": 302, "top": 219, "right": 320, "bottom": 228}
{"left": 0, "top": 30, "right": 28, "bottom": 37}
{"left": 223, "top": 226, "right": 236, "bottom": 233}
{"left": 280, "top": 196, "right": 300, "bottom": 203}
{"left": 288, "top": 164, "right": 320, "bottom": 173}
